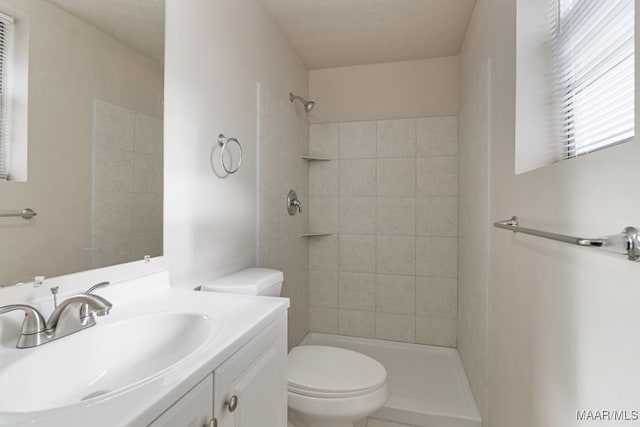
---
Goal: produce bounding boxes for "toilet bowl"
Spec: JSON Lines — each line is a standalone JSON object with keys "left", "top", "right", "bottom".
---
{"left": 202, "top": 268, "right": 390, "bottom": 427}
{"left": 287, "top": 345, "right": 389, "bottom": 427}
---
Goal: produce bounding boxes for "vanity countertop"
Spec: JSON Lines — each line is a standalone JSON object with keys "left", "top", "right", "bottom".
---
{"left": 0, "top": 271, "right": 289, "bottom": 427}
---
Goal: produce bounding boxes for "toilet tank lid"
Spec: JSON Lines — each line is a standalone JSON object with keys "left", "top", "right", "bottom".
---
{"left": 202, "top": 268, "right": 283, "bottom": 294}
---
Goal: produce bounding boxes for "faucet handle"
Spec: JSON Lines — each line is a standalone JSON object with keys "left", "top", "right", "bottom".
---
{"left": 0, "top": 304, "right": 47, "bottom": 334}
{"left": 85, "top": 281, "right": 110, "bottom": 294}
{"left": 0, "top": 305, "right": 47, "bottom": 348}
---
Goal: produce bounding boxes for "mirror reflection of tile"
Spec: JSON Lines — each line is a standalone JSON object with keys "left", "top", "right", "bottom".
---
{"left": 92, "top": 98, "right": 163, "bottom": 268}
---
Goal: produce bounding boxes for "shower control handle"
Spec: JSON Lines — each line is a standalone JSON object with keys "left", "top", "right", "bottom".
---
{"left": 287, "top": 190, "right": 302, "bottom": 215}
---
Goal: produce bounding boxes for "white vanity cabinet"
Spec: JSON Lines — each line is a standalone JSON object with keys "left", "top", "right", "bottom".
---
{"left": 214, "top": 312, "right": 287, "bottom": 427}
{"left": 149, "top": 375, "right": 214, "bottom": 427}
{"left": 150, "top": 313, "right": 287, "bottom": 427}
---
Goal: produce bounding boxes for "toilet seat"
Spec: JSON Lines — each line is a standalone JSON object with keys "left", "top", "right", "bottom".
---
{"left": 287, "top": 346, "right": 387, "bottom": 398}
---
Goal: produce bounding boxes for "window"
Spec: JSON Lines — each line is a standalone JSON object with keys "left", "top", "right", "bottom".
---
{"left": 0, "top": 12, "right": 13, "bottom": 180}
{"left": 550, "top": 0, "right": 635, "bottom": 158}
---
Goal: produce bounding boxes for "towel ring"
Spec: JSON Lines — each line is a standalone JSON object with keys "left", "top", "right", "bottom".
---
{"left": 218, "top": 134, "right": 242, "bottom": 174}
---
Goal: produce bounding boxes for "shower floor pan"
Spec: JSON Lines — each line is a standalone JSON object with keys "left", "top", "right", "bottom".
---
{"left": 300, "top": 333, "right": 482, "bottom": 427}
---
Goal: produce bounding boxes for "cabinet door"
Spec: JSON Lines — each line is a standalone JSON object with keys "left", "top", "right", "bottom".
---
{"left": 214, "top": 313, "right": 287, "bottom": 427}
{"left": 149, "top": 374, "right": 214, "bottom": 427}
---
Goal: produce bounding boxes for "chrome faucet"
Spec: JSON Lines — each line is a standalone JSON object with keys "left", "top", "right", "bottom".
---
{"left": 46, "top": 293, "right": 112, "bottom": 339}
{"left": 0, "top": 282, "right": 113, "bottom": 349}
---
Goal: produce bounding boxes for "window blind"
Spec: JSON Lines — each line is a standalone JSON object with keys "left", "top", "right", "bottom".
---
{"left": 550, "top": 0, "right": 635, "bottom": 158}
{"left": 0, "top": 12, "right": 13, "bottom": 180}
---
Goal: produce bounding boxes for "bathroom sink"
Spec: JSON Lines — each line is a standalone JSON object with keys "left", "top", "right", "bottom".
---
{"left": 0, "top": 312, "right": 213, "bottom": 413}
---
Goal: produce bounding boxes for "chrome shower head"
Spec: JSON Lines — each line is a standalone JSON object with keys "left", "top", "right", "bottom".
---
{"left": 304, "top": 100, "right": 316, "bottom": 113}
{"left": 289, "top": 92, "right": 315, "bottom": 113}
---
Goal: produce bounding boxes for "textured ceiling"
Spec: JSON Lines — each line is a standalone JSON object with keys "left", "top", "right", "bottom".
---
{"left": 47, "top": 0, "right": 164, "bottom": 63}
{"left": 258, "top": 0, "right": 477, "bottom": 69}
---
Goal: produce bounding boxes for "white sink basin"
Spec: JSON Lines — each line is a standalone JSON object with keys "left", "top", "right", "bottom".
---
{"left": 0, "top": 312, "right": 213, "bottom": 413}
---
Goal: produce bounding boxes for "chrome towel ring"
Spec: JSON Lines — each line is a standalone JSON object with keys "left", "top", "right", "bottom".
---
{"left": 218, "top": 134, "right": 242, "bottom": 174}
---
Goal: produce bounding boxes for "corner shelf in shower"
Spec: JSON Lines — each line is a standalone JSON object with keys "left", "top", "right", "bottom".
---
{"left": 302, "top": 156, "right": 332, "bottom": 161}
{"left": 299, "top": 232, "right": 334, "bottom": 237}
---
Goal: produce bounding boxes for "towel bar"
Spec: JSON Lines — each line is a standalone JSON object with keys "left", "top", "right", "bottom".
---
{"left": 494, "top": 216, "right": 640, "bottom": 261}
{"left": 0, "top": 208, "right": 37, "bottom": 220}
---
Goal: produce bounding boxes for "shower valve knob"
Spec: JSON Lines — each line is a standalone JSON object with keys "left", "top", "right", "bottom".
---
{"left": 287, "top": 190, "right": 302, "bottom": 215}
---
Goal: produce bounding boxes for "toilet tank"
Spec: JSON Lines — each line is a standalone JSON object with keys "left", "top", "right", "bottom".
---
{"left": 201, "top": 268, "right": 283, "bottom": 296}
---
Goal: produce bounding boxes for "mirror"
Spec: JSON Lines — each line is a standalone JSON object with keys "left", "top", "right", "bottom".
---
{"left": 0, "top": 0, "right": 164, "bottom": 287}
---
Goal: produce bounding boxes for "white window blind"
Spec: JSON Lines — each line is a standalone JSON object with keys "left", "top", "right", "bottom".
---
{"left": 0, "top": 12, "right": 13, "bottom": 180}
{"left": 550, "top": 0, "right": 635, "bottom": 158}
{"left": 0, "top": 13, "right": 14, "bottom": 180}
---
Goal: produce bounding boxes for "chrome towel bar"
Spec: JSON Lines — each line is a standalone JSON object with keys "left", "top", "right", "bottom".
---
{"left": 0, "top": 208, "right": 37, "bottom": 220}
{"left": 494, "top": 216, "right": 640, "bottom": 261}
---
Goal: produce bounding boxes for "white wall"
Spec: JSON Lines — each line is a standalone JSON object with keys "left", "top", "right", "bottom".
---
{"left": 0, "top": 0, "right": 162, "bottom": 288}
{"left": 458, "top": 38, "right": 491, "bottom": 423}
{"left": 164, "top": 0, "right": 308, "bottom": 289}
{"left": 460, "top": 0, "right": 640, "bottom": 426}
{"left": 514, "top": 0, "right": 558, "bottom": 173}
{"left": 309, "top": 57, "right": 459, "bottom": 123}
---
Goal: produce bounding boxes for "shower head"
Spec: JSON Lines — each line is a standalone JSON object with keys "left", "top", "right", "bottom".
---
{"left": 304, "top": 100, "right": 316, "bottom": 113}
{"left": 289, "top": 92, "right": 315, "bottom": 113}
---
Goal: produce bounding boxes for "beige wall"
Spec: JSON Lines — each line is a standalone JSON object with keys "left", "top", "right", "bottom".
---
{"left": 164, "top": 0, "right": 308, "bottom": 289}
{"left": 461, "top": 0, "right": 640, "bottom": 426}
{"left": 258, "top": 83, "right": 310, "bottom": 347}
{"left": 308, "top": 57, "right": 459, "bottom": 124}
{"left": 0, "top": 0, "right": 163, "bottom": 288}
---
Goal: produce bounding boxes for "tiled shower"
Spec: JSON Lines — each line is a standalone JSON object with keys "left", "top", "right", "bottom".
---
{"left": 306, "top": 117, "right": 459, "bottom": 347}
{"left": 91, "top": 99, "right": 163, "bottom": 269}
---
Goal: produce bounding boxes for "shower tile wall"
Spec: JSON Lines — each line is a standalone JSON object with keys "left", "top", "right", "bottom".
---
{"left": 257, "top": 84, "right": 310, "bottom": 348}
{"left": 92, "top": 99, "right": 163, "bottom": 268}
{"left": 308, "top": 117, "right": 458, "bottom": 346}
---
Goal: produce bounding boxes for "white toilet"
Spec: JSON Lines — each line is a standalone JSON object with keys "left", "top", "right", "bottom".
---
{"left": 202, "top": 268, "right": 390, "bottom": 427}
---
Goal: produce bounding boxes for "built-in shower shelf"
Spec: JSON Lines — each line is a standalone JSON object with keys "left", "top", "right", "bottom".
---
{"left": 302, "top": 156, "right": 332, "bottom": 161}
{"left": 300, "top": 232, "right": 334, "bottom": 237}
